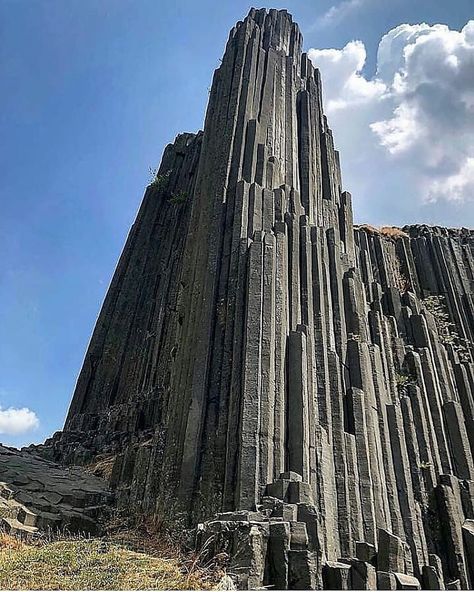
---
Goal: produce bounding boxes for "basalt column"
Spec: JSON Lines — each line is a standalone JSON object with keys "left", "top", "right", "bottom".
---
{"left": 51, "top": 9, "right": 474, "bottom": 590}
{"left": 60, "top": 8, "right": 349, "bottom": 522}
{"left": 154, "top": 8, "right": 349, "bottom": 526}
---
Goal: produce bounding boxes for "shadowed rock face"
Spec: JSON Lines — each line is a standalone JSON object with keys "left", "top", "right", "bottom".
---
{"left": 31, "top": 8, "right": 474, "bottom": 590}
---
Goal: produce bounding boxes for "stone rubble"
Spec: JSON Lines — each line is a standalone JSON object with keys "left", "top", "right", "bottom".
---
{"left": 0, "top": 445, "right": 112, "bottom": 536}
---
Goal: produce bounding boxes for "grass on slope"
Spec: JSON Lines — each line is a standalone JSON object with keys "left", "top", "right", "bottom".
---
{"left": 0, "top": 533, "right": 220, "bottom": 590}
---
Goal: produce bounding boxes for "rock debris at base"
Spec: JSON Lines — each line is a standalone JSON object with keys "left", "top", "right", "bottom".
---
{"left": 0, "top": 445, "right": 112, "bottom": 536}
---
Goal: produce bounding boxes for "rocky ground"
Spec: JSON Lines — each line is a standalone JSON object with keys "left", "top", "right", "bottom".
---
{"left": 0, "top": 444, "right": 113, "bottom": 536}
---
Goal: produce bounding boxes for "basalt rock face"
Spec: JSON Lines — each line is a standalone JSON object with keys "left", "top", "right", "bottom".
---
{"left": 45, "top": 9, "right": 474, "bottom": 589}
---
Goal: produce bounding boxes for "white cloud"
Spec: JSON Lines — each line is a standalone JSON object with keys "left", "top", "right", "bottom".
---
{"left": 428, "top": 158, "right": 474, "bottom": 203}
{"left": 314, "top": 0, "right": 368, "bottom": 29}
{"left": 0, "top": 406, "right": 39, "bottom": 435}
{"left": 371, "top": 102, "right": 421, "bottom": 155}
{"left": 308, "top": 20, "right": 474, "bottom": 224}
{"left": 308, "top": 42, "right": 386, "bottom": 112}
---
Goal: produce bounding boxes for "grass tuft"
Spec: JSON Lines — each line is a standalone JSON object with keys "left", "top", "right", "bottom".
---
{"left": 356, "top": 224, "right": 409, "bottom": 239}
{"left": 379, "top": 226, "right": 409, "bottom": 239}
{"left": 0, "top": 533, "right": 27, "bottom": 552}
{"left": 0, "top": 524, "right": 223, "bottom": 590}
{"left": 85, "top": 455, "right": 116, "bottom": 481}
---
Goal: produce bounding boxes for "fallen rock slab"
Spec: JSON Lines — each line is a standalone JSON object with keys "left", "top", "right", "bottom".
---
{"left": 0, "top": 444, "right": 113, "bottom": 536}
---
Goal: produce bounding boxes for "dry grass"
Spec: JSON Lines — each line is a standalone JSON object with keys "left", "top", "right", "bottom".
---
{"left": 356, "top": 224, "right": 409, "bottom": 239}
{"left": 379, "top": 226, "right": 409, "bottom": 239}
{"left": 85, "top": 454, "right": 117, "bottom": 481}
{"left": 357, "top": 223, "right": 379, "bottom": 235}
{"left": 0, "top": 523, "right": 224, "bottom": 590}
{"left": 104, "top": 513, "right": 228, "bottom": 587}
{"left": 0, "top": 533, "right": 26, "bottom": 552}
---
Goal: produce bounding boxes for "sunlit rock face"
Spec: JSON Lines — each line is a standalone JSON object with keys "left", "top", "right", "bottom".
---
{"left": 43, "top": 9, "right": 474, "bottom": 590}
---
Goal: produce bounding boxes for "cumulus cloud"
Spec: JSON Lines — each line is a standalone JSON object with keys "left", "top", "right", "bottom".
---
{"left": 308, "top": 41, "right": 386, "bottom": 111}
{"left": 316, "top": 0, "right": 367, "bottom": 28}
{"left": 428, "top": 158, "right": 474, "bottom": 203}
{"left": 0, "top": 406, "right": 39, "bottom": 435}
{"left": 308, "top": 20, "right": 474, "bottom": 224}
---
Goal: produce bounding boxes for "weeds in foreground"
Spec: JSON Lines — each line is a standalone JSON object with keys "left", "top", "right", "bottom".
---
{"left": 0, "top": 513, "right": 225, "bottom": 590}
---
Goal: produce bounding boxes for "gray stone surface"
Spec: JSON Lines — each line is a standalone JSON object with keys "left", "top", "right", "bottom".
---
{"left": 377, "top": 571, "right": 397, "bottom": 590}
{"left": 350, "top": 559, "right": 377, "bottom": 589}
{"left": 393, "top": 572, "right": 421, "bottom": 590}
{"left": 461, "top": 520, "right": 474, "bottom": 588}
{"left": 0, "top": 445, "right": 112, "bottom": 536}
{"left": 423, "top": 564, "right": 445, "bottom": 590}
{"left": 356, "top": 541, "right": 376, "bottom": 563}
{"left": 323, "top": 561, "right": 352, "bottom": 590}
{"left": 378, "top": 528, "right": 405, "bottom": 573}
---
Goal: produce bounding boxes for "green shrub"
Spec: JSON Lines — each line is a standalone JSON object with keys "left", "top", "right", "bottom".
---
{"left": 168, "top": 190, "right": 188, "bottom": 205}
{"left": 423, "top": 295, "right": 470, "bottom": 362}
{"left": 395, "top": 371, "right": 417, "bottom": 396}
{"left": 148, "top": 168, "right": 171, "bottom": 191}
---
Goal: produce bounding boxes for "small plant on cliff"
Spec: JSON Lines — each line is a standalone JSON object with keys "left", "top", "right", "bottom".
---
{"left": 395, "top": 371, "right": 417, "bottom": 397}
{"left": 419, "top": 461, "right": 433, "bottom": 470}
{"left": 148, "top": 168, "right": 171, "bottom": 190}
{"left": 356, "top": 224, "right": 409, "bottom": 239}
{"left": 357, "top": 224, "right": 379, "bottom": 235}
{"left": 379, "top": 226, "right": 409, "bottom": 239}
{"left": 423, "top": 295, "right": 471, "bottom": 362}
{"left": 168, "top": 190, "right": 188, "bottom": 205}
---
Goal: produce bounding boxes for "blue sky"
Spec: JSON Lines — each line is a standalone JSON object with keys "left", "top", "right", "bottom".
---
{"left": 1, "top": 0, "right": 473, "bottom": 447}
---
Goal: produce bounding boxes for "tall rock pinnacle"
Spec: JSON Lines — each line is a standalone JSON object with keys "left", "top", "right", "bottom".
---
{"left": 49, "top": 9, "right": 474, "bottom": 590}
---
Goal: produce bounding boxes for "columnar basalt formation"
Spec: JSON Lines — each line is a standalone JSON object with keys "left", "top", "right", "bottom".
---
{"left": 39, "top": 9, "right": 474, "bottom": 590}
